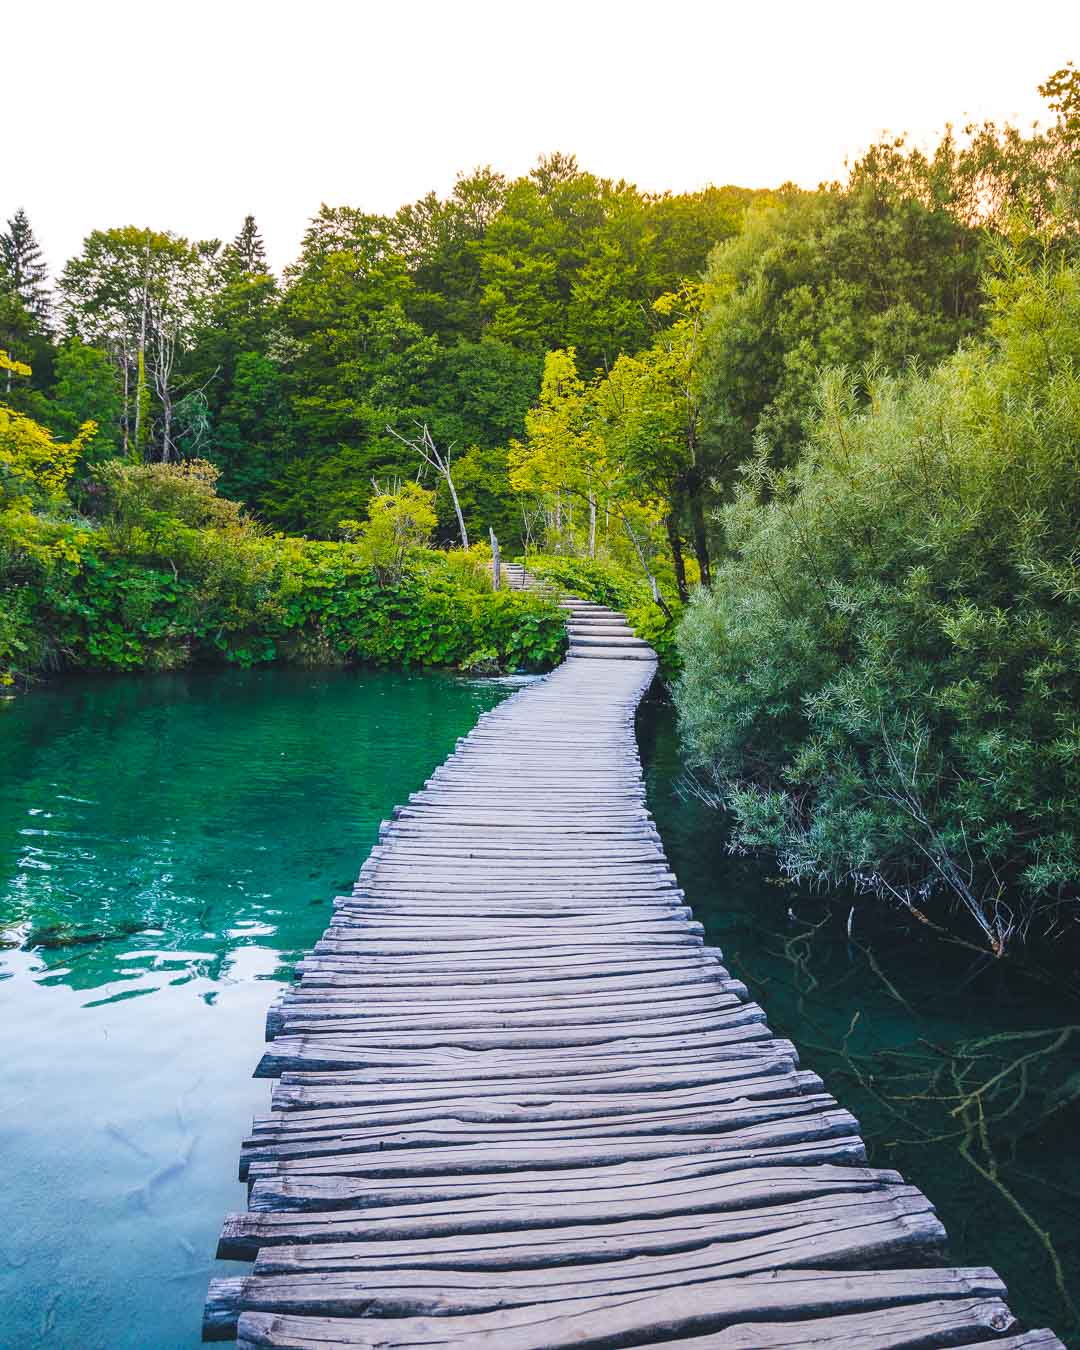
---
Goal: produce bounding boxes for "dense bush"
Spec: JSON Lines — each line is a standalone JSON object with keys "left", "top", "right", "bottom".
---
{"left": 0, "top": 461, "right": 565, "bottom": 686}
{"left": 523, "top": 553, "right": 682, "bottom": 673}
{"left": 676, "top": 241, "right": 1080, "bottom": 953}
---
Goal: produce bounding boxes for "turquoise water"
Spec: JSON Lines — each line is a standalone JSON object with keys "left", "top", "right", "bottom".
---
{"left": 0, "top": 668, "right": 515, "bottom": 1349}
{"left": 1, "top": 669, "right": 1077, "bottom": 1347}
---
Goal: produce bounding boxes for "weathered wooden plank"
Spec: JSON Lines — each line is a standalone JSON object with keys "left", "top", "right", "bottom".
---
{"left": 239, "top": 1096, "right": 848, "bottom": 1169}
{"left": 270, "top": 1058, "right": 800, "bottom": 1106}
{"left": 585, "top": 1299, "right": 1025, "bottom": 1348}
{"left": 267, "top": 991, "right": 744, "bottom": 1037}
{"left": 240, "top": 1119, "right": 863, "bottom": 1184}
{"left": 223, "top": 1158, "right": 895, "bottom": 1255}
{"left": 287, "top": 977, "right": 747, "bottom": 1002}
{"left": 249, "top": 1087, "right": 831, "bottom": 1144}
{"left": 268, "top": 1005, "right": 770, "bottom": 1047}
{"left": 206, "top": 1211, "right": 948, "bottom": 1335}
{"left": 231, "top": 1270, "right": 1006, "bottom": 1349}
{"left": 265, "top": 1039, "right": 796, "bottom": 1084}
{"left": 272, "top": 1065, "right": 794, "bottom": 1100}
{"left": 280, "top": 985, "right": 751, "bottom": 1015}
{"left": 254, "top": 1023, "right": 788, "bottom": 1075}
{"left": 249, "top": 1187, "right": 934, "bottom": 1273}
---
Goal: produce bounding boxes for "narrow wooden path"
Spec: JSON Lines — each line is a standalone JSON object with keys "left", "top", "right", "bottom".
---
{"left": 204, "top": 583, "right": 1061, "bottom": 1348}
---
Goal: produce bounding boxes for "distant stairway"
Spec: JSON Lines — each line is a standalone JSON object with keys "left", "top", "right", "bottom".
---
{"left": 501, "top": 563, "right": 656, "bottom": 662}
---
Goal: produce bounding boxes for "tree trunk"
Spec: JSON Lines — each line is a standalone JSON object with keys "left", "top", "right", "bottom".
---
{"left": 489, "top": 527, "right": 501, "bottom": 590}
{"left": 446, "top": 468, "right": 469, "bottom": 549}
{"left": 120, "top": 347, "right": 131, "bottom": 457}
{"left": 620, "top": 514, "right": 671, "bottom": 620}
{"left": 588, "top": 490, "right": 596, "bottom": 558}
{"left": 134, "top": 282, "right": 149, "bottom": 460}
{"left": 666, "top": 511, "right": 689, "bottom": 603}
{"left": 686, "top": 470, "right": 711, "bottom": 585}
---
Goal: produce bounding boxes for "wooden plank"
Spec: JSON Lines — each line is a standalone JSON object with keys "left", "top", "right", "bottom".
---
{"left": 238, "top": 1096, "right": 849, "bottom": 1165}
{"left": 255, "top": 1028, "right": 786, "bottom": 1078}
{"left": 240, "top": 1120, "right": 864, "bottom": 1184}
{"left": 270, "top": 1058, "right": 801, "bottom": 1105}
{"left": 249, "top": 1187, "right": 934, "bottom": 1273}
{"left": 231, "top": 1270, "right": 1006, "bottom": 1348}
{"left": 267, "top": 991, "right": 745, "bottom": 1036}
{"left": 266, "top": 1039, "right": 796, "bottom": 1083}
{"left": 584, "top": 1300, "right": 1026, "bottom": 1348}
{"left": 267, "top": 1006, "right": 771, "bottom": 1046}
{"left": 254, "top": 1073, "right": 824, "bottom": 1131}
{"left": 206, "top": 1211, "right": 948, "bottom": 1334}
{"left": 223, "top": 1158, "right": 897, "bottom": 1254}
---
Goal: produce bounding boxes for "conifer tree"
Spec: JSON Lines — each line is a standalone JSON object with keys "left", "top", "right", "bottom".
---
{"left": 225, "top": 214, "right": 269, "bottom": 275}
{"left": 0, "top": 208, "right": 51, "bottom": 329}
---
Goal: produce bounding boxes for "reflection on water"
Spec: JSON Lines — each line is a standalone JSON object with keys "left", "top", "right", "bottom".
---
{"left": 638, "top": 688, "right": 1080, "bottom": 1346}
{"left": 0, "top": 667, "right": 514, "bottom": 1349}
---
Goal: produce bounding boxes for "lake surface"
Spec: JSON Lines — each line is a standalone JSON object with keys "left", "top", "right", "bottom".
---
{"left": 0, "top": 667, "right": 515, "bottom": 1349}
{"left": 1, "top": 667, "right": 1077, "bottom": 1347}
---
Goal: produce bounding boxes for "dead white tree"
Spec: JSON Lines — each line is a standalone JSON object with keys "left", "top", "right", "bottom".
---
{"left": 387, "top": 422, "right": 469, "bottom": 549}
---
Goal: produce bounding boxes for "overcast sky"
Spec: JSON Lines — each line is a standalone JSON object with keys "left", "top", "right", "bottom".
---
{"left": 5, "top": 1, "right": 1074, "bottom": 276}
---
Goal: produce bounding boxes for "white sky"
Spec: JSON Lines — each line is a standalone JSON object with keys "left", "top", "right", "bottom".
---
{"left": 6, "top": 0, "right": 1076, "bottom": 276}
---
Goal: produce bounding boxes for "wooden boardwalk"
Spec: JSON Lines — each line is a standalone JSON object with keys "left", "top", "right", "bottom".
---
{"left": 204, "top": 584, "right": 1061, "bottom": 1348}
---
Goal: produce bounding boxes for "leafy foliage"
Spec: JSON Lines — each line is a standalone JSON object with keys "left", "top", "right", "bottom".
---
{"left": 0, "top": 453, "right": 564, "bottom": 687}
{"left": 342, "top": 482, "right": 437, "bottom": 585}
{"left": 676, "top": 238, "right": 1080, "bottom": 952}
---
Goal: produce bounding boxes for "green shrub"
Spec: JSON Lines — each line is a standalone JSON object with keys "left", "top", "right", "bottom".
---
{"left": 675, "top": 240, "right": 1080, "bottom": 953}
{"left": 339, "top": 482, "right": 437, "bottom": 586}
